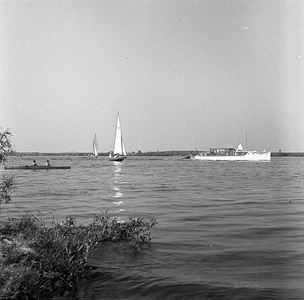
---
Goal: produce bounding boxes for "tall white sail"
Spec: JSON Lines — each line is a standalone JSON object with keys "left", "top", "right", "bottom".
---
{"left": 109, "top": 113, "right": 127, "bottom": 161}
{"left": 113, "top": 115, "right": 122, "bottom": 154}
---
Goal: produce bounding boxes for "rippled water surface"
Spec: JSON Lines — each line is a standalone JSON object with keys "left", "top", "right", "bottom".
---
{"left": 2, "top": 156, "right": 304, "bottom": 299}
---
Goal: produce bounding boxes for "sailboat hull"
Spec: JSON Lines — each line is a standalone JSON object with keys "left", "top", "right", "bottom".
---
{"left": 108, "top": 154, "right": 127, "bottom": 161}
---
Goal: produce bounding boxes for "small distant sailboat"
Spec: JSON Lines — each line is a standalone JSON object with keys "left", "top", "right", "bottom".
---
{"left": 109, "top": 113, "right": 127, "bottom": 161}
{"left": 92, "top": 134, "right": 98, "bottom": 158}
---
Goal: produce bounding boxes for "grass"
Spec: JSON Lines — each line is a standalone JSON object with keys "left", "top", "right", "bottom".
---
{"left": 0, "top": 213, "right": 157, "bottom": 299}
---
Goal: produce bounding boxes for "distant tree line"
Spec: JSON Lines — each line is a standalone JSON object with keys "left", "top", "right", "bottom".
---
{"left": 12, "top": 150, "right": 196, "bottom": 157}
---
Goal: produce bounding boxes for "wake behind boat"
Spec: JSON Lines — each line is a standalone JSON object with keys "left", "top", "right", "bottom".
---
{"left": 4, "top": 165, "right": 71, "bottom": 170}
{"left": 194, "top": 144, "right": 271, "bottom": 161}
{"left": 108, "top": 113, "right": 127, "bottom": 161}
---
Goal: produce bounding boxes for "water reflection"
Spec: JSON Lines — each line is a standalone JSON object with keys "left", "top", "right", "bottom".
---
{"left": 112, "top": 162, "right": 124, "bottom": 211}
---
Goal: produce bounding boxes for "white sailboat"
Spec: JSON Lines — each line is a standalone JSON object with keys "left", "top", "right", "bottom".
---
{"left": 108, "top": 113, "right": 127, "bottom": 161}
{"left": 92, "top": 134, "right": 98, "bottom": 158}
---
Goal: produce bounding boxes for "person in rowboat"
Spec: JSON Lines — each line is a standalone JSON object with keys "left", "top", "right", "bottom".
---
{"left": 44, "top": 160, "right": 51, "bottom": 166}
{"left": 32, "top": 160, "right": 37, "bottom": 166}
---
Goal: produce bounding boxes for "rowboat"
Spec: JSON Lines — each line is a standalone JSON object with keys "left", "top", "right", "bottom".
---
{"left": 4, "top": 166, "right": 71, "bottom": 170}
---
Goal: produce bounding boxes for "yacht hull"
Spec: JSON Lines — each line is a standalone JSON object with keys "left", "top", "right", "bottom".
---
{"left": 194, "top": 151, "right": 271, "bottom": 161}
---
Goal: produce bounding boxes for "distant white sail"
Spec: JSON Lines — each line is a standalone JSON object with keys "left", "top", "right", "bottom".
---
{"left": 93, "top": 134, "right": 98, "bottom": 157}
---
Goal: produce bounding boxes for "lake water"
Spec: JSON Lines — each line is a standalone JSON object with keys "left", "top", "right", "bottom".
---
{"left": 1, "top": 156, "right": 304, "bottom": 300}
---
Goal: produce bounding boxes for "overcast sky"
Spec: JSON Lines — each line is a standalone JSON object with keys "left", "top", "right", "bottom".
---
{"left": 1, "top": 0, "right": 303, "bottom": 153}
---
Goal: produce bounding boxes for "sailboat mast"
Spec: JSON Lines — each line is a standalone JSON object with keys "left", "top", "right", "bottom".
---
{"left": 245, "top": 132, "right": 248, "bottom": 151}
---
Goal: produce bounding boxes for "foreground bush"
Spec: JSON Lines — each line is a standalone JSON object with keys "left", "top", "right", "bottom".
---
{"left": 0, "top": 213, "right": 157, "bottom": 299}
{"left": 0, "top": 173, "right": 16, "bottom": 205}
{"left": 0, "top": 128, "right": 14, "bottom": 163}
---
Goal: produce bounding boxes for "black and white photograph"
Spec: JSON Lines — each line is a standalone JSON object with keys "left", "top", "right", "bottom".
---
{"left": 1, "top": 1, "right": 303, "bottom": 299}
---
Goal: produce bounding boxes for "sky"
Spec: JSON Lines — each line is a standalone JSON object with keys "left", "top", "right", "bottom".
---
{"left": 0, "top": 0, "right": 303, "bottom": 153}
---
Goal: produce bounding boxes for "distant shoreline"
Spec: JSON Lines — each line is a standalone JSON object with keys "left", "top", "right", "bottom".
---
{"left": 271, "top": 152, "right": 304, "bottom": 157}
{"left": 8, "top": 151, "right": 304, "bottom": 157}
